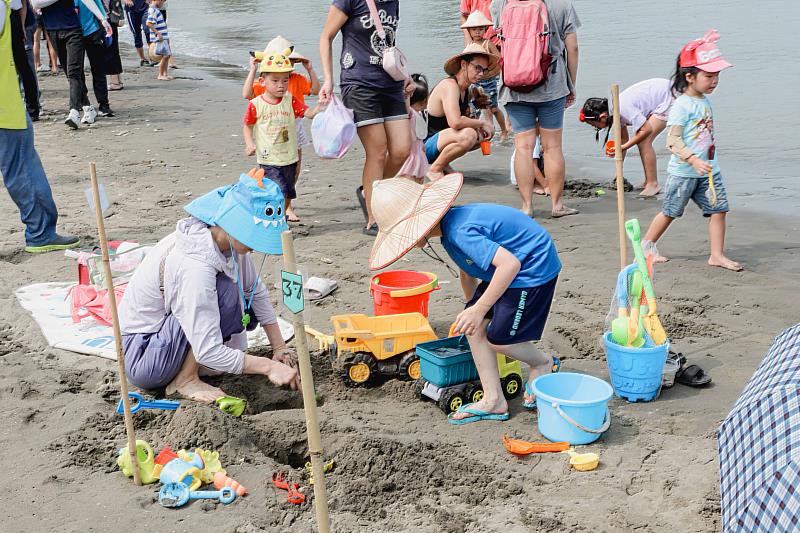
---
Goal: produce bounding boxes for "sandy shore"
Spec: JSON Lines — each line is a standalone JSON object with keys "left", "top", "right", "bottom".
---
{"left": 1, "top": 48, "right": 799, "bottom": 532}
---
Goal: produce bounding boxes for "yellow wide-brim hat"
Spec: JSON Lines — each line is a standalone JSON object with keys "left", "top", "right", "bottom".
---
{"left": 443, "top": 42, "right": 499, "bottom": 76}
{"left": 369, "top": 174, "right": 464, "bottom": 271}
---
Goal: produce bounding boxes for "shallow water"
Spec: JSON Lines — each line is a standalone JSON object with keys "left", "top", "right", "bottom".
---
{"left": 155, "top": 0, "right": 797, "bottom": 214}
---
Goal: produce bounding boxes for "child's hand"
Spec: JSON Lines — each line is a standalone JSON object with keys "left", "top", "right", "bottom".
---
{"left": 245, "top": 142, "right": 256, "bottom": 156}
{"left": 689, "top": 155, "right": 712, "bottom": 176}
{"left": 102, "top": 20, "right": 113, "bottom": 38}
{"left": 249, "top": 56, "right": 258, "bottom": 70}
{"left": 452, "top": 305, "right": 488, "bottom": 337}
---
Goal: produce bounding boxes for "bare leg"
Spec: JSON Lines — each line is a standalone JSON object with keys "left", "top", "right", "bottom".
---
{"left": 533, "top": 159, "right": 549, "bottom": 195}
{"left": 356, "top": 123, "right": 388, "bottom": 227}
{"left": 428, "top": 127, "right": 479, "bottom": 179}
{"left": 492, "top": 107, "right": 509, "bottom": 141}
{"left": 383, "top": 118, "right": 412, "bottom": 178}
{"left": 449, "top": 320, "right": 508, "bottom": 420}
{"left": 165, "top": 348, "right": 226, "bottom": 403}
{"left": 157, "top": 56, "right": 172, "bottom": 80}
{"left": 45, "top": 31, "right": 58, "bottom": 73}
{"left": 540, "top": 127, "right": 577, "bottom": 216}
{"left": 490, "top": 341, "right": 552, "bottom": 405}
{"left": 33, "top": 28, "right": 41, "bottom": 71}
{"left": 707, "top": 212, "right": 742, "bottom": 271}
{"left": 638, "top": 117, "right": 666, "bottom": 197}
{"left": 643, "top": 212, "right": 674, "bottom": 263}
{"left": 513, "top": 128, "right": 537, "bottom": 215}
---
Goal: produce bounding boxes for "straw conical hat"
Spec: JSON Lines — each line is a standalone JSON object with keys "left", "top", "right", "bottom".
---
{"left": 460, "top": 10, "right": 493, "bottom": 29}
{"left": 369, "top": 174, "right": 464, "bottom": 271}
{"left": 444, "top": 42, "right": 499, "bottom": 76}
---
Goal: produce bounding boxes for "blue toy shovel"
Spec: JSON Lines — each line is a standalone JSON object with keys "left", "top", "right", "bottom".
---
{"left": 116, "top": 391, "right": 180, "bottom": 415}
{"left": 158, "top": 482, "right": 236, "bottom": 508}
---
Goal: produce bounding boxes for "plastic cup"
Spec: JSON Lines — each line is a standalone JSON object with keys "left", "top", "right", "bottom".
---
{"left": 604, "top": 140, "right": 615, "bottom": 158}
{"left": 480, "top": 140, "right": 491, "bottom": 156}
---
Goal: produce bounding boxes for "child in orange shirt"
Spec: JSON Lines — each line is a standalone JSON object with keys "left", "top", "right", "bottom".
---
{"left": 243, "top": 36, "right": 320, "bottom": 197}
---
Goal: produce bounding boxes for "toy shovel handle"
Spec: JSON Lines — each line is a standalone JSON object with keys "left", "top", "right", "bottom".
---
{"left": 625, "top": 219, "right": 657, "bottom": 305}
{"left": 117, "top": 391, "right": 144, "bottom": 414}
{"left": 388, "top": 272, "right": 438, "bottom": 298}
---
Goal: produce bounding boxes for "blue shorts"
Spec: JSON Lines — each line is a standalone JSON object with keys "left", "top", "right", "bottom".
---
{"left": 505, "top": 97, "right": 567, "bottom": 132}
{"left": 260, "top": 163, "right": 298, "bottom": 200}
{"left": 466, "top": 275, "right": 558, "bottom": 346}
{"left": 424, "top": 133, "right": 440, "bottom": 164}
{"left": 662, "top": 172, "right": 729, "bottom": 218}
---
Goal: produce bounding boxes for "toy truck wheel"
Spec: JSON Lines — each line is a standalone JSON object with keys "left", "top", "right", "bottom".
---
{"left": 501, "top": 373, "right": 523, "bottom": 399}
{"left": 414, "top": 379, "right": 426, "bottom": 398}
{"left": 465, "top": 383, "right": 484, "bottom": 404}
{"left": 398, "top": 352, "right": 421, "bottom": 381}
{"left": 342, "top": 353, "right": 377, "bottom": 387}
{"left": 438, "top": 388, "right": 465, "bottom": 414}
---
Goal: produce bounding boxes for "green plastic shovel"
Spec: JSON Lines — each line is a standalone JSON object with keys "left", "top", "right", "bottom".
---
{"left": 625, "top": 219, "right": 668, "bottom": 345}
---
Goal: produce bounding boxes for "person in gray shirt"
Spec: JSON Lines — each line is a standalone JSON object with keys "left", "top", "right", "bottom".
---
{"left": 491, "top": 0, "right": 580, "bottom": 218}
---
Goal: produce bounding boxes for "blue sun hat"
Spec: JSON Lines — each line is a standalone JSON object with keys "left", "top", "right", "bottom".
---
{"left": 184, "top": 170, "right": 289, "bottom": 255}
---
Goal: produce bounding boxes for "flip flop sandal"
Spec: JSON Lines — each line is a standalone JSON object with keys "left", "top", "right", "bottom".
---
{"left": 356, "top": 186, "right": 368, "bottom": 222}
{"left": 551, "top": 207, "right": 580, "bottom": 218}
{"left": 447, "top": 403, "right": 509, "bottom": 425}
{"left": 523, "top": 356, "right": 561, "bottom": 409}
{"left": 668, "top": 349, "right": 686, "bottom": 369}
{"left": 362, "top": 223, "right": 378, "bottom": 237}
{"left": 675, "top": 364, "right": 712, "bottom": 387}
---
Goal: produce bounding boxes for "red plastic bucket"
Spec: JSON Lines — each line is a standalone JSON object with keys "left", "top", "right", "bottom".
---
{"left": 370, "top": 270, "right": 439, "bottom": 317}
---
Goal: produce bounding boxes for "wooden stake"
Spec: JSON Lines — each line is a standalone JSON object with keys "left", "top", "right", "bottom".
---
{"left": 280, "top": 231, "right": 331, "bottom": 533}
{"left": 611, "top": 84, "right": 627, "bottom": 269}
{"left": 89, "top": 163, "right": 141, "bottom": 486}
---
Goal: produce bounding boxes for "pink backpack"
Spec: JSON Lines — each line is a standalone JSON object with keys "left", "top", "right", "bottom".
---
{"left": 499, "top": 0, "right": 552, "bottom": 92}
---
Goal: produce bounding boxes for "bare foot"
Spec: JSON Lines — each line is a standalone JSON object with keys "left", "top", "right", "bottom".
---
{"left": 443, "top": 164, "right": 455, "bottom": 175}
{"left": 157, "top": 75, "right": 174, "bottom": 81}
{"left": 533, "top": 186, "right": 550, "bottom": 196}
{"left": 520, "top": 203, "right": 533, "bottom": 217}
{"left": 708, "top": 255, "right": 743, "bottom": 271}
{"left": 166, "top": 376, "right": 225, "bottom": 403}
{"left": 639, "top": 185, "right": 662, "bottom": 198}
{"left": 499, "top": 130, "right": 509, "bottom": 142}
{"left": 448, "top": 396, "right": 508, "bottom": 421}
{"left": 286, "top": 208, "right": 300, "bottom": 222}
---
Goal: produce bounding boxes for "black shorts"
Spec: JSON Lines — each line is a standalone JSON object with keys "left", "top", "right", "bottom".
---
{"left": 465, "top": 275, "right": 558, "bottom": 345}
{"left": 260, "top": 163, "right": 298, "bottom": 200}
{"left": 341, "top": 84, "right": 407, "bottom": 127}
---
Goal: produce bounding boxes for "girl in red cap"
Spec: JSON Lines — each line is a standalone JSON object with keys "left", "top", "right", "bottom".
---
{"left": 641, "top": 30, "right": 742, "bottom": 272}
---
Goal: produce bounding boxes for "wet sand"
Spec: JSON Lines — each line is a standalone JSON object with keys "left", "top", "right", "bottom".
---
{"left": 1, "top": 52, "right": 799, "bottom": 532}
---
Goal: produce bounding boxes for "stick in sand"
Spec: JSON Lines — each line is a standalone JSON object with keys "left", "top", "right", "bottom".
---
{"left": 611, "top": 84, "right": 627, "bottom": 269}
{"left": 89, "top": 163, "right": 142, "bottom": 486}
{"left": 280, "top": 230, "right": 331, "bottom": 533}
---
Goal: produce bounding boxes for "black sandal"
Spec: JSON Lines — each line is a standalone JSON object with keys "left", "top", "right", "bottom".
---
{"left": 362, "top": 223, "right": 378, "bottom": 236}
{"left": 675, "top": 364, "right": 712, "bottom": 387}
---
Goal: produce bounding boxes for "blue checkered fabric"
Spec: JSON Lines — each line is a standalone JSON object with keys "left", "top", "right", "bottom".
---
{"left": 718, "top": 324, "right": 800, "bottom": 532}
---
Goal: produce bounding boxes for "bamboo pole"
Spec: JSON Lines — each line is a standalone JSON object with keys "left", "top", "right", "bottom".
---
{"left": 89, "top": 163, "right": 141, "bottom": 486}
{"left": 280, "top": 231, "right": 331, "bottom": 533}
{"left": 611, "top": 84, "right": 627, "bottom": 269}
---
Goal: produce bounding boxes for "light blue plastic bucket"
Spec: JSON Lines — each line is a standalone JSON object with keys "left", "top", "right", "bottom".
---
{"left": 531, "top": 372, "right": 613, "bottom": 445}
{"left": 603, "top": 331, "right": 669, "bottom": 402}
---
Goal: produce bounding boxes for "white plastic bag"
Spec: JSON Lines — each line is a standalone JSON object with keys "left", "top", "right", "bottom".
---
{"left": 311, "top": 95, "right": 357, "bottom": 159}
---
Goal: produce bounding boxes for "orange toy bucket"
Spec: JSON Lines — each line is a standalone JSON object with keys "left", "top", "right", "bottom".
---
{"left": 370, "top": 270, "right": 439, "bottom": 317}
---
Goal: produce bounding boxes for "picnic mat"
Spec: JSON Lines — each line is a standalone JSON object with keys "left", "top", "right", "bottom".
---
{"left": 14, "top": 282, "right": 295, "bottom": 361}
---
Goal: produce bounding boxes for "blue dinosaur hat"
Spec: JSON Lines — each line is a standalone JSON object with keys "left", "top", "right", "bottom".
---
{"left": 184, "top": 170, "right": 289, "bottom": 255}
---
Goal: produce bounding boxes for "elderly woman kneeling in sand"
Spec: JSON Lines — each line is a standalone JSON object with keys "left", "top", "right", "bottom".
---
{"left": 118, "top": 170, "right": 300, "bottom": 402}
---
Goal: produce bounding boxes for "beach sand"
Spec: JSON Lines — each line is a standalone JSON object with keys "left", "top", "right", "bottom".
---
{"left": 1, "top": 54, "right": 798, "bottom": 532}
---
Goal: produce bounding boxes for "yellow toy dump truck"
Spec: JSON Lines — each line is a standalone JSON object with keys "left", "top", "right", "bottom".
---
{"left": 322, "top": 312, "right": 437, "bottom": 387}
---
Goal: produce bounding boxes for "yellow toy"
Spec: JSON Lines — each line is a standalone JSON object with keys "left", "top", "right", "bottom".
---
{"left": 116, "top": 440, "right": 158, "bottom": 485}
{"left": 562, "top": 448, "right": 600, "bottom": 471}
{"left": 178, "top": 448, "right": 226, "bottom": 484}
{"left": 329, "top": 312, "right": 437, "bottom": 386}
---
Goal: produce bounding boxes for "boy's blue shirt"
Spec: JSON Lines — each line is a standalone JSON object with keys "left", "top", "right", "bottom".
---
{"left": 439, "top": 204, "right": 561, "bottom": 288}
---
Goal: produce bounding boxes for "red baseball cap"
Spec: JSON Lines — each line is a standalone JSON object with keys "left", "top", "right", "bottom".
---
{"left": 679, "top": 29, "right": 732, "bottom": 72}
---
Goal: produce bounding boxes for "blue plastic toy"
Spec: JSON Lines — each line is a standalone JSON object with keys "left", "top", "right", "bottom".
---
{"left": 158, "top": 482, "right": 236, "bottom": 508}
{"left": 116, "top": 391, "right": 180, "bottom": 415}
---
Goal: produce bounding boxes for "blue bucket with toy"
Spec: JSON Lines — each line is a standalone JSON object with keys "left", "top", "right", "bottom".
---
{"left": 603, "top": 331, "right": 668, "bottom": 402}
{"left": 531, "top": 372, "right": 613, "bottom": 445}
